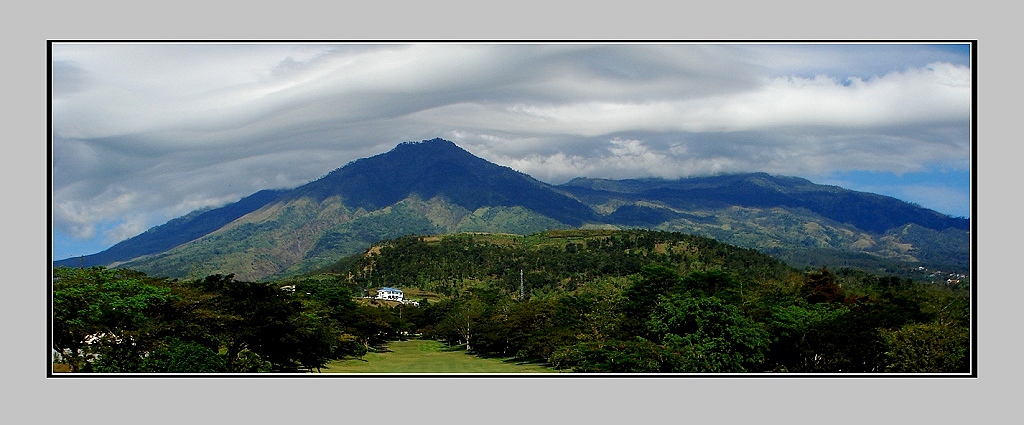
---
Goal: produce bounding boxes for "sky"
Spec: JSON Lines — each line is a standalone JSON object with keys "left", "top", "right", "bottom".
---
{"left": 50, "top": 41, "right": 973, "bottom": 261}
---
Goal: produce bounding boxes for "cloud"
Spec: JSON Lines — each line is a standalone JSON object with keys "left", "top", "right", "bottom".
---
{"left": 49, "top": 42, "right": 972, "bottom": 257}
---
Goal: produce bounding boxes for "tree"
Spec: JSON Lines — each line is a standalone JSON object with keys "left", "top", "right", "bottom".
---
{"left": 505, "top": 298, "right": 563, "bottom": 360}
{"left": 347, "top": 304, "right": 399, "bottom": 350}
{"left": 194, "top": 274, "right": 304, "bottom": 371}
{"left": 139, "top": 338, "right": 227, "bottom": 373}
{"left": 647, "top": 295, "right": 770, "bottom": 372}
{"left": 573, "top": 276, "right": 629, "bottom": 342}
{"left": 803, "top": 267, "right": 846, "bottom": 304}
{"left": 52, "top": 267, "right": 177, "bottom": 372}
{"left": 435, "top": 295, "right": 487, "bottom": 352}
{"left": 881, "top": 322, "right": 969, "bottom": 373}
{"left": 618, "top": 264, "right": 681, "bottom": 339}
{"left": 549, "top": 339, "right": 683, "bottom": 373}
{"left": 763, "top": 303, "right": 850, "bottom": 372}
{"left": 290, "top": 310, "right": 342, "bottom": 372}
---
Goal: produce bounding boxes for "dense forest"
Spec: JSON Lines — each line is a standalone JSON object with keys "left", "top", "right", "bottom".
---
{"left": 52, "top": 230, "right": 971, "bottom": 374}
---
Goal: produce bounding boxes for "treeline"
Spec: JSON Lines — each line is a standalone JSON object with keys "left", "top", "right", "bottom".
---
{"left": 408, "top": 265, "right": 969, "bottom": 373}
{"left": 52, "top": 230, "right": 971, "bottom": 374}
{"left": 52, "top": 267, "right": 396, "bottom": 373}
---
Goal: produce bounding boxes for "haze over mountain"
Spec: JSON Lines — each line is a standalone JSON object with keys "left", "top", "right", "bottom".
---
{"left": 53, "top": 138, "right": 970, "bottom": 281}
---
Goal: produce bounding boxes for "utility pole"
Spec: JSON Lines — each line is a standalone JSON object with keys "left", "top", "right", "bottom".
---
{"left": 519, "top": 268, "right": 525, "bottom": 300}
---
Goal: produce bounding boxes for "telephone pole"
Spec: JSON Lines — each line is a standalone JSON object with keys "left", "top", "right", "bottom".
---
{"left": 519, "top": 268, "right": 525, "bottom": 300}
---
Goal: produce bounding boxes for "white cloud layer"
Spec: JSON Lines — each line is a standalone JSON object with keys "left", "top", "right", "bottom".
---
{"left": 50, "top": 42, "right": 972, "bottom": 257}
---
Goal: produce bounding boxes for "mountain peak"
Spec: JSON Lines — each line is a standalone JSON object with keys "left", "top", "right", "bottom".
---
{"left": 387, "top": 138, "right": 468, "bottom": 157}
{"left": 288, "top": 138, "right": 597, "bottom": 224}
{"left": 396, "top": 137, "right": 457, "bottom": 148}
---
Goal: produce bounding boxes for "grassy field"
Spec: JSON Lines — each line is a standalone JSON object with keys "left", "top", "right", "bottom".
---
{"left": 317, "top": 339, "right": 562, "bottom": 374}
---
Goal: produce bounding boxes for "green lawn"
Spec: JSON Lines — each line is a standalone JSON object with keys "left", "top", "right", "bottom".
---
{"left": 317, "top": 339, "right": 562, "bottom": 374}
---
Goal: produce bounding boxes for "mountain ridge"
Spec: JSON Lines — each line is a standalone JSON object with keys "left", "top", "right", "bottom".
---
{"left": 559, "top": 174, "right": 968, "bottom": 234}
{"left": 53, "top": 138, "right": 970, "bottom": 281}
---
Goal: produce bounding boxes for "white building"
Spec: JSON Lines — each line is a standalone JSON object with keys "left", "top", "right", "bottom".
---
{"left": 375, "top": 287, "right": 404, "bottom": 302}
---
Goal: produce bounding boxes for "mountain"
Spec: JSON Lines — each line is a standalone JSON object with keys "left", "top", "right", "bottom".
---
{"left": 53, "top": 189, "right": 287, "bottom": 268}
{"left": 288, "top": 138, "right": 599, "bottom": 225}
{"left": 559, "top": 174, "right": 967, "bottom": 234}
{"left": 53, "top": 138, "right": 971, "bottom": 281}
{"left": 558, "top": 174, "right": 970, "bottom": 272}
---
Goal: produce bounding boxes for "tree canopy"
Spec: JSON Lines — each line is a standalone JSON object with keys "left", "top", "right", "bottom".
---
{"left": 53, "top": 230, "right": 971, "bottom": 374}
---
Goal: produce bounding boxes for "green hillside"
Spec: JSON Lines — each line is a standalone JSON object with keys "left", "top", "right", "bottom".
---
{"left": 54, "top": 229, "right": 971, "bottom": 375}
{"left": 119, "top": 195, "right": 572, "bottom": 282}
{"left": 317, "top": 229, "right": 794, "bottom": 298}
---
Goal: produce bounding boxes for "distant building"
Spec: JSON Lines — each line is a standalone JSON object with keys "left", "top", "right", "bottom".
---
{"left": 375, "top": 287, "right": 404, "bottom": 302}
